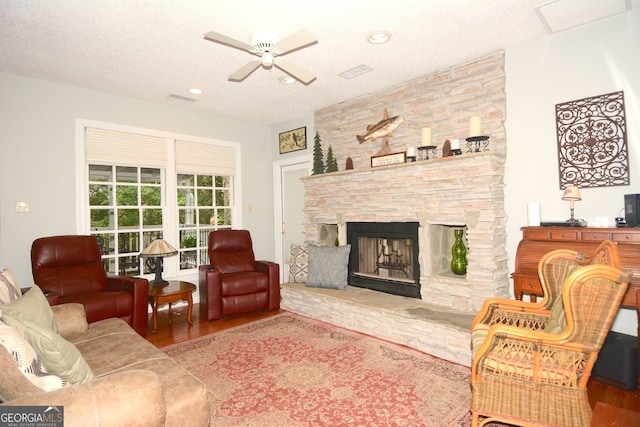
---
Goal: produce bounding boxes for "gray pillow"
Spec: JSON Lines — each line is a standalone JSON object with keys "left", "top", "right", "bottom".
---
{"left": 306, "top": 244, "right": 351, "bottom": 290}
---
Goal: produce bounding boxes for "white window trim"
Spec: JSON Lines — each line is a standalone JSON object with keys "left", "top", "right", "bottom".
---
{"left": 75, "top": 118, "right": 243, "bottom": 281}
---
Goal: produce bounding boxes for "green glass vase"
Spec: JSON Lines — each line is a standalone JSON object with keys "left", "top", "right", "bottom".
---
{"left": 450, "top": 229, "right": 467, "bottom": 275}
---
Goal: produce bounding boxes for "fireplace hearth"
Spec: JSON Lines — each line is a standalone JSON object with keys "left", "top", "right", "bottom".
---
{"left": 347, "top": 222, "right": 420, "bottom": 298}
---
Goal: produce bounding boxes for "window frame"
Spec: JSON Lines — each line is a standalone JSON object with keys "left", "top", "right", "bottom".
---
{"left": 75, "top": 119, "right": 243, "bottom": 281}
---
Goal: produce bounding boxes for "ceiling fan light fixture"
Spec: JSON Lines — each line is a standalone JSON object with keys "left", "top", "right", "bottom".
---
{"left": 262, "top": 51, "right": 274, "bottom": 66}
{"left": 367, "top": 31, "right": 391, "bottom": 44}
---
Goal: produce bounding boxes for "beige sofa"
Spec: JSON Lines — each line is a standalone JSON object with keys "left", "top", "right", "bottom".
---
{"left": 1, "top": 302, "right": 209, "bottom": 427}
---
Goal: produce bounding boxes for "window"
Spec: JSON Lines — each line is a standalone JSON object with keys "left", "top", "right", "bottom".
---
{"left": 79, "top": 121, "right": 241, "bottom": 280}
{"left": 89, "top": 165, "right": 163, "bottom": 275}
{"left": 177, "top": 174, "right": 232, "bottom": 269}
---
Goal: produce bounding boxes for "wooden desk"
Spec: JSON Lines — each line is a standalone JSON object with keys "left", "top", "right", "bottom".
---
{"left": 148, "top": 281, "right": 196, "bottom": 332}
{"left": 513, "top": 226, "right": 640, "bottom": 388}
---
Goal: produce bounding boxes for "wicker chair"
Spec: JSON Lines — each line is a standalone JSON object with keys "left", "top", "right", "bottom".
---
{"left": 471, "top": 264, "right": 632, "bottom": 427}
{"left": 471, "top": 240, "right": 620, "bottom": 332}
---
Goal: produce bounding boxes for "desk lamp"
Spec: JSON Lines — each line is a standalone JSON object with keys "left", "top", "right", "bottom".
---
{"left": 140, "top": 238, "right": 178, "bottom": 285}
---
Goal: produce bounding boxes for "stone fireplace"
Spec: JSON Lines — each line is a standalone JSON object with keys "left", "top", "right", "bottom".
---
{"left": 280, "top": 152, "right": 509, "bottom": 365}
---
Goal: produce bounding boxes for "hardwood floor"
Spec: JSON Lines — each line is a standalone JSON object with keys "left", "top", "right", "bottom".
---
{"left": 146, "top": 303, "right": 640, "bottom": 414}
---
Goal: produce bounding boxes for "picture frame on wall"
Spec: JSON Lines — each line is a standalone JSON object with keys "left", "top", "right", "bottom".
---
{"left": 279, "top": 127, "right": 307, "bottom": 154}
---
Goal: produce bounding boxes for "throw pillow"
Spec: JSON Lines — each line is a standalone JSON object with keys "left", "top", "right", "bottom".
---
{"left": 0, "top": 268, "right": 22, "bottom": 305}
{"left": 543, "top": 294, "right": 568, "bottom": 334}
{"left": 0, "top": 320, "right": 67, "bottom": 392}
{"left": 0, "top": 285, "right": 57, "bottom": 333}
{"left": 288, "top": 244, "right": 309, "bottom": 283}
{"left": 306, "top": 244, "right": 351, "bottom": 290}
{"left": 4, "top": 316, "right": 94, "bottom": 385}
{"left": 471, "top": 323, "right": 490, "bottom": 358}
{"left": 543, "top": 265, "right": 580, "bottom": 334}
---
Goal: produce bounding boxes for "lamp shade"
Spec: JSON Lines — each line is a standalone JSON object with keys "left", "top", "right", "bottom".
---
{"left": 140, "top": 239, "right": 178, "bottom": 258}
{"left": 562, "top": 186, "right": 581, "bottom": 201}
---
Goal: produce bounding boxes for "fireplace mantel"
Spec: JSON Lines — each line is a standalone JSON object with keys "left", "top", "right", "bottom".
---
{"left": 302, "top": 151, "right": 509, "bottom": 312}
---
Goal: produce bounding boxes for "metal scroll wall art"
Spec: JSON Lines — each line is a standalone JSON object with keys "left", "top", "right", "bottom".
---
{"left": 555, "top": 91, "right": 628, "bottom": 189}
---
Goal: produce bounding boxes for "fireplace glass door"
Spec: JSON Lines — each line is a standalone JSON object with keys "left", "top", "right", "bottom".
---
{"left": 347, "top": 222, "right": 420, "bottom": 298}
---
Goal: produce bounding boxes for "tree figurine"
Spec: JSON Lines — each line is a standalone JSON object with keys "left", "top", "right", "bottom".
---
{"left": 312, "top": 131, "right": 324, "bottom": 175}
{"left": 325, "top": 145, "right": 338, "bottom": 173}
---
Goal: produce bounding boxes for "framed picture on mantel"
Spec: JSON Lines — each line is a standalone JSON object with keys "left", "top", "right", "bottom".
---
{"left": 371, "top": 152, "right": 406, "bottom": 168}
{"left": 279, "top": 127, "right": 307, "bottom": 154}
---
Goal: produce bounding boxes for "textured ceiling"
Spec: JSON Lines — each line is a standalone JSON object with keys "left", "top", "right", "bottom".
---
{"left": 0, "top": 0, "right": 633, "bottom": 125}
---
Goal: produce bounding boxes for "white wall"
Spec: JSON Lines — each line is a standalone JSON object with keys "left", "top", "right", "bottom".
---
{"left": 0, "top": 73, "right": 273, "bottom": 286}
{"left": 504, "top": 8, "right": 640, "bottom": 335}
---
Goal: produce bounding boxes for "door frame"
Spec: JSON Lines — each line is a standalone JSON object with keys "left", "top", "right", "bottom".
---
{"left": 273, "top": 155, "right": 312, "bottom": 282}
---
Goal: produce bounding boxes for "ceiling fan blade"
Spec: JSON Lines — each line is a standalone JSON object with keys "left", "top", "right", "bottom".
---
{"left": 204, "top": 31, "right": 254, "bottom": 52}
{"left": 274, "top": 58, "right": 316, "bottom": 84}
{"left": 228, "top": 60, "right": 261, "bottom": 82}
{"left": 272, "top": 29, "right": 317, "bottom": 55}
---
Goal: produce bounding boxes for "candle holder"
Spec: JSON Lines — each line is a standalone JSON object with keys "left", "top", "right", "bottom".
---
{"left": 465, "top": 135, "right": 489, "bottom": 153}
{"left": 417, "top": 145, "right": 437, "bottom": 160}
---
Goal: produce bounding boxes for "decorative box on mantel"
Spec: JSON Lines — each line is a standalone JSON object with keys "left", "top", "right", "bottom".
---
{"left": 301, "top": 152, "right": 509, "bottom": 313}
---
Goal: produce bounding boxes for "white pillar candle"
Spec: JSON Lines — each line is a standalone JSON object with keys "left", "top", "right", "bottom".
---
{"left": 421, "top": 128, "right": 432, "bottom": 146}
{"left": 450, "top": 138, "right": 460, "bottom": 150}
{"left": 469, "top": 116, "right": 482, "bottom": 137}
{"left": 527, "top": 202, "right": 541, "bottom": 226}
{"left": 406, "top": 147, "right": 416, "bottom": 157}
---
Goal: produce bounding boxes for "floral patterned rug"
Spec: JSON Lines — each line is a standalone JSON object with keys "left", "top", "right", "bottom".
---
{"left": 162, "top": 313, "right": 472, "bottom": 426}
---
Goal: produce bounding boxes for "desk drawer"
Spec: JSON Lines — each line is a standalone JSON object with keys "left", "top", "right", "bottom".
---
{"left": 582, "top": 231, "right": 611, "bottom": 241}
{"left": 613, "top": 233, "right": 640, "bottom": 243}
{"left": 524, "top": 229, "right": 551, "bottom": 240}
{"left": 550, "top": 230, "right": 579, "bottom": 240}
{"left": 513, "top": 274, "right": 543, "bottom": 296}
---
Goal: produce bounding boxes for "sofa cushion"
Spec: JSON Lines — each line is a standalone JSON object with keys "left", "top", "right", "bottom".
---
{"left": 0, "top": 320, "right": 67, "bottom": 393}
{"left": 0, "top": 285, "right": 57, "bottom": 332}
{"left": 5, "top": 316, "right": 95, "bottom": 385}
{"left": 306, "top": 244, "right": 351, "bottom": 290}
{"left": 0, "top": 268, "right": 22, "bottom": 304}
{"left": 288, "top": 244, "right": 309, "bottom": 283}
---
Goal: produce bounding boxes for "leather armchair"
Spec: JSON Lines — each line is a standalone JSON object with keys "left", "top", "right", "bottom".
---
{"left": 31, "top": 235, "right": 149, "bottom": 336}
{"left": 198, "top": 229, "right": 280, "bottom": 321}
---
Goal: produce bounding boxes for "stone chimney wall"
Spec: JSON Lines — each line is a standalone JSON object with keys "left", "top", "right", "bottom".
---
{"left": 304, "top": 51, "right": 509, "bottom": 312}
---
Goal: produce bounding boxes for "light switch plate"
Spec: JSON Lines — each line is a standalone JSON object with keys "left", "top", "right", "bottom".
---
{"left": 15, "top": 201, "right": 30, "bottom": 213}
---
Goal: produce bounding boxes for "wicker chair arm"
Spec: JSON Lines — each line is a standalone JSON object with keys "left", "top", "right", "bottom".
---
{"left": 472, "top": 297, "right": 550, "bottom": 329}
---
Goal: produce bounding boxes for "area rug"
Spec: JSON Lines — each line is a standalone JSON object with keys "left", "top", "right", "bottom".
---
{"left": 162, "top": 313, "right": 472, "bottom": 426}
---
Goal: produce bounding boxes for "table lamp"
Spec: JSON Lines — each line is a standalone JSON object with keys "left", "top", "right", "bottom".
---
{"left": 562, "top": 186, "right": 582, "bottom": 223}
{"left": 140, "top": 238, "right": 178, "bottom": 285}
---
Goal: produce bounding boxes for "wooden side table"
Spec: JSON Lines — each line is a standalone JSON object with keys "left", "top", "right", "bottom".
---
{"left": 148, "top": 280, "right": 196, "bottom": 332}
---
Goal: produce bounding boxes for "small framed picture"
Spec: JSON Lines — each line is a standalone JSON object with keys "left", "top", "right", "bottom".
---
{"left": 279, "top": 127, "right": 307, "bottom": 154}
{"left": 371, "top": 152, "right": 406, "bottom": 168}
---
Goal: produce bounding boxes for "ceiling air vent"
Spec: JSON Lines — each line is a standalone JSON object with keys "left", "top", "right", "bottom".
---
{"left": 339, "top": 64, "right": 372, "bottom": 80}
{"left": 166, "top": 94, "right": 196, "bottom": 103}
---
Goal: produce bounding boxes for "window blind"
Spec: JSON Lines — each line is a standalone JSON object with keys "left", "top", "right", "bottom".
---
{"left": 175, "top": 140, "right": 236, "bottom": 176}
{"left": 85, "top": 127, "right": 166, "bottom": 167}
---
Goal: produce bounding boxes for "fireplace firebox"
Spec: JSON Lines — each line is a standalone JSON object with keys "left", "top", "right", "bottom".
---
{"left": 347, "top": 222, "right": 420, "bottom": 298}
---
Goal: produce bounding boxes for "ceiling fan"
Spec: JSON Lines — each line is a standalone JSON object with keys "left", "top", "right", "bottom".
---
{"left": 203, "top": 28, "right": 318, "bottom": 84}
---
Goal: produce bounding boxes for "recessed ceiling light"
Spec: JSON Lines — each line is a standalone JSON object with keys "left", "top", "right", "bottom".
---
{"left": 279, "top": 76, "right": 296, "bottom": 84}
{"left": 188, "top": 88, "right": 203, "bottom": 95}
{"left": 367, "top": 31, "right": 391, "bottom": 44}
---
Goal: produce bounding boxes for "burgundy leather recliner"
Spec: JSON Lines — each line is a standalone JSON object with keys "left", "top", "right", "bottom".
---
{"left": 31, "top": 235, "right": 149, "bottom": 336}
{"left": 198, "top": 229, "right": 280, "bottom": 321}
